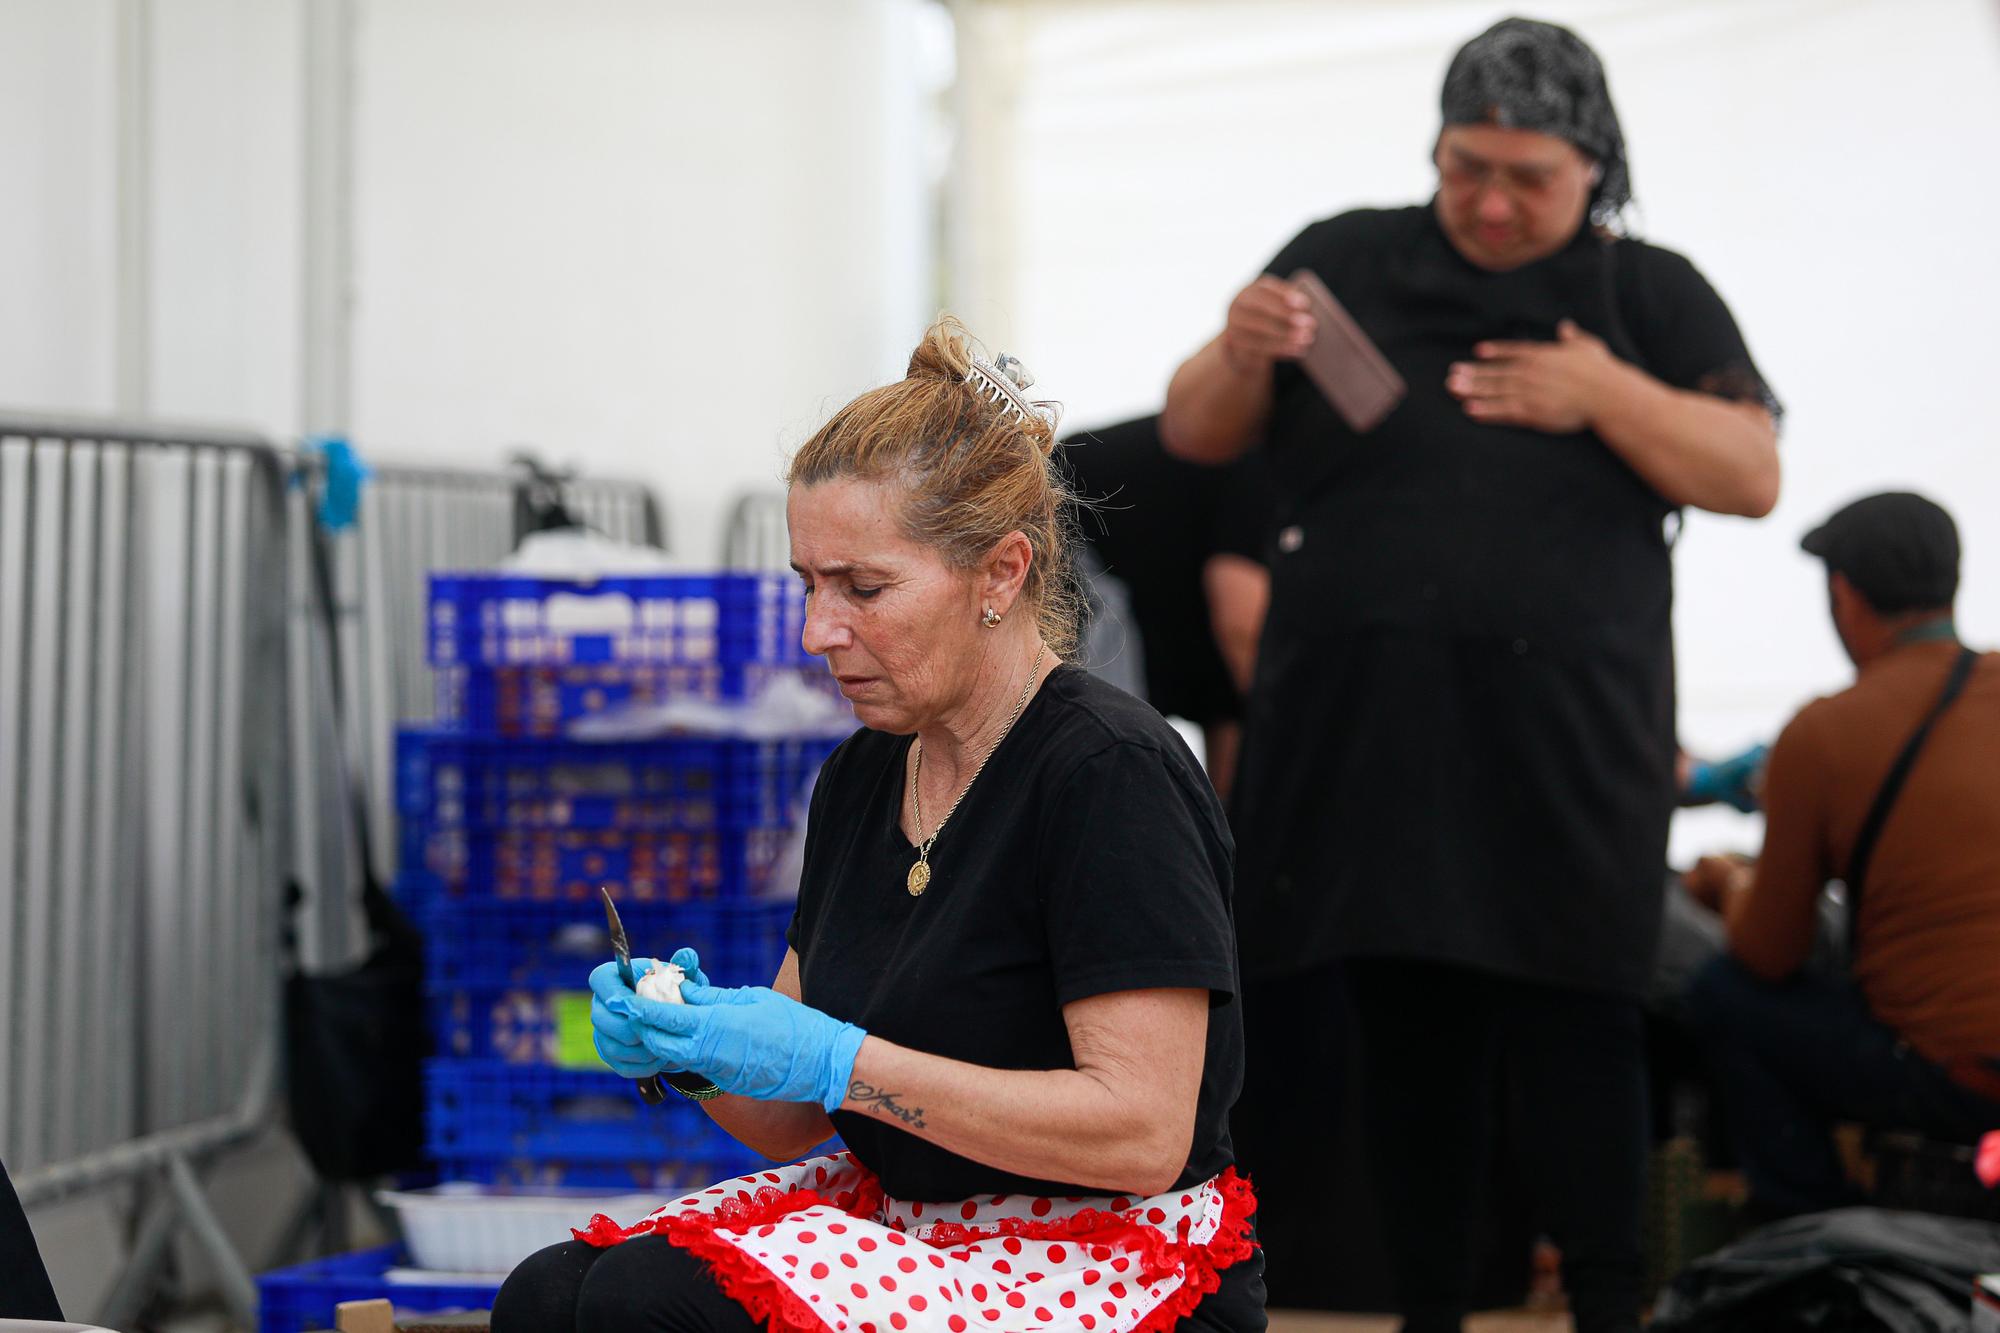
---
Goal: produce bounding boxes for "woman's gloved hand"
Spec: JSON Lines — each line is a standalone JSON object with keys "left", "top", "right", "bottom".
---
{"left": 614, "top": 977, "right": 867, "bottom": 1113}
{"left": 588, "top": 947, "right": 708, "bottom": 1081}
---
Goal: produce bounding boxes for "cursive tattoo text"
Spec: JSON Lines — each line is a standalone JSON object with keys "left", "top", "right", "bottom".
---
{"left": 848, "top": 1079, "right": 926, "bottom": 1129}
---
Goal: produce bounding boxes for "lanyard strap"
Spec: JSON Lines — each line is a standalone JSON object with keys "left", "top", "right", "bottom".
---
{"left": 1845, "top": 646, "right": 1980, "bottom": 957}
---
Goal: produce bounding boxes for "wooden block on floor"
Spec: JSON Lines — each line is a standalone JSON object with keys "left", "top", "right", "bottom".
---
{"left": 334, "top": 1300, "right": 394, "bottom": 1333}
{"left": 333, "top": 1299, "right": 491, "bottom": 1333}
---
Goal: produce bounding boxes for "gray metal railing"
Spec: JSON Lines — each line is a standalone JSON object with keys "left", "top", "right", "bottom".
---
{"left": 561, "top": 474, "right": 666, "bottom": 551}
{"left": 288, "top": 464, "right": 520, "bottom": 970}
{"left": 1, "top": 416, "right": 665, "bottom": 1325}
{"left": 1, "top": 415, "right": 291, "bottom": 1326}
{"left": 724, "top": 489, "right": 789, "bottom": 571}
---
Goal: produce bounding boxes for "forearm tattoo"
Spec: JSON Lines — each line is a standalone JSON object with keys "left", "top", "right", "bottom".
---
{"left": 848, "top": 1079, "right": 926, "bottom": 1129}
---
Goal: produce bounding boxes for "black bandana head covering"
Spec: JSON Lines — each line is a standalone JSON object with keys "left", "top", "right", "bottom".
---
{"left": 1440, "top": 17, "right": 1631, "bottom": 226}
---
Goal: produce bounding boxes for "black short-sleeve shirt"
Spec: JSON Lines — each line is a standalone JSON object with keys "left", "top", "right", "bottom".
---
{"left": 1233, "top": 204, "right": 1779, "bottom": 998}
{"left": 1063, "top": 417, "right": 1273, "bottom": 723}
{"left": 1211, "top": 449, "right": 1279, "bottom": 568}
{"left": 787, "top": 665, "right": 1242, "bottom": 1204}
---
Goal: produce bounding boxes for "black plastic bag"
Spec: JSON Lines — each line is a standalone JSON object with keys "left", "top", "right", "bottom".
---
{"left": 1652, "top": 1207, "right": 2000, "bottom": 1332}
{"left": 284, "top": 875, "right": 430, "bottom": 1181}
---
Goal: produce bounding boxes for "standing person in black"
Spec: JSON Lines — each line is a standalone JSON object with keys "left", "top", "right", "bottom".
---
{"left": 1161, "top": 19, "right": 1781, "bottom": 1333}
{"left": 1063, "top": 415, "right": 1276, "bottom": 798}
{"left": 497, "top": 320, "right": 1263, "bottom": 1333}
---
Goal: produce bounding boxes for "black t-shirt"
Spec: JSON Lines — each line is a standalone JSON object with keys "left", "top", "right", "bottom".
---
{"left": 788, "top": 664, "right": 1242, "bottom": 1204}
{"left": 1232, "top": 205, "right": 1779, "bottom": 997}
{"left": 1063, "top": 417, "right": 1275, "bottom": 723}
{"left": 1210, "top": 448, "right": 1279, "bottom": 568}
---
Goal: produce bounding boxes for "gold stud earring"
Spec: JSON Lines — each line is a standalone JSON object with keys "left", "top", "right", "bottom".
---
{"left": 981, "top": 607, "right": 1002, "bottom": 628}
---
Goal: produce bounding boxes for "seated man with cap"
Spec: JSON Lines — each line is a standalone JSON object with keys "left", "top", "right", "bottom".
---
{"left": 1684, "top": 492, "right": 2000, "bottom": 1217}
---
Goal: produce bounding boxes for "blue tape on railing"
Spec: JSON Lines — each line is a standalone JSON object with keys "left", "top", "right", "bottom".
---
{"left": 309, "top": 435, "right": 371, "bottom": 532}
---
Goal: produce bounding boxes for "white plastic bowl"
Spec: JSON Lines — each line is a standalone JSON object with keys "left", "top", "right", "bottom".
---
{"left": 376, "top": 1183, "right": 665, "bottom": 1274}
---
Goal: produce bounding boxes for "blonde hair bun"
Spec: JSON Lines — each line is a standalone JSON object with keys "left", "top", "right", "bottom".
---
{"left": 900, "top": 318, "right": 1063, "bottom": 455}
{"left": 788, "top": 316, "right": 1082, "bottom": 653}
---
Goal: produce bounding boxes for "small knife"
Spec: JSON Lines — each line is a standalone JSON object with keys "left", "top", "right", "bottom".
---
{"left": 599, "top": 886, "right": 722, "bottom": 1104}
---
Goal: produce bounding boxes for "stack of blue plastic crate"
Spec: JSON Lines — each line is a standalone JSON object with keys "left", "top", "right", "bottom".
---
{"left": 404, "top": 570, "right": 846, "bottom": 1190}
{"left": 255, "top": 570, "right": 846, "bottom": 1333}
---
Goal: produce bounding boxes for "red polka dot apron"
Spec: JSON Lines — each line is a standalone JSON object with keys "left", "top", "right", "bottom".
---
{"left": 572, "top": 1151, "right": 1258, "bottom": 1333}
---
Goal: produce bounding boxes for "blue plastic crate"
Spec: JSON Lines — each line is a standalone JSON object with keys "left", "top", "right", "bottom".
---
{"left": 257, "top": 1245, "right": 498, "bottom": 1333}
{"left": 429, "top": 572, "right": 809, "bottom": 669}
{"left": 405, "top": 823, "right": 792, "bottom": 905}
{"left": 432, "top": 1151, "right": 769, "bottom": 1193}
{"left": 425, "top": 987, "right": 584, "bottom": 1067}
{"left": 426, "top": 1059, "right": 750, "bottom": 1170}
{"left": 432, "top": 1133, "right": 841, "bottom": 1194}
{"left": 395, "top": 728, "right": 835, "bottom": 833}
{"left": 422, "top": 896, "right": 793, "bottom": 996}
{"left": 434, "top": 660, "right": 843, "bottom": 735}
{"left": 422, "top": 898, "right": 794, "bottom": 1063}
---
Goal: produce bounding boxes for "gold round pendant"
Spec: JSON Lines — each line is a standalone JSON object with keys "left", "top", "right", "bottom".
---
{"left": 906, "top": 860, "right": 931, "bottom": 897}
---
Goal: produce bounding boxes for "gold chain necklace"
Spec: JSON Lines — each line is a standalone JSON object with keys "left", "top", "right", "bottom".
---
{"left": 906, "top": 644, "right": 1046, "bottom": 897}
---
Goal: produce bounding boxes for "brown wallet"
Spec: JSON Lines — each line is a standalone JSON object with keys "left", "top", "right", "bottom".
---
{"left": 1290, "top": 269, "right": 1406, "bottom": 433}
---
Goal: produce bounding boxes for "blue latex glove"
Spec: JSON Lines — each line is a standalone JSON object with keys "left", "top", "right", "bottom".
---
{"left": 1684, "top": 742, "right": 1769, "bottom": 813}
{"left": 611, "top": 978, "right": 867, "bottom": 1113}
{"left": 589, "top": 948, "right": 708, "bottom": 1081}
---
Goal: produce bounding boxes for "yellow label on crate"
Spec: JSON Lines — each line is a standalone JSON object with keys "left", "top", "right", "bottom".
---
{"left": 552, "top": 991, "right": 603, "bottom": 1069}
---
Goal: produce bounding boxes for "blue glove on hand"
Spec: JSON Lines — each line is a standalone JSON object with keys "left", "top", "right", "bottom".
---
{"left": 1685, "top": 742, "right": 1769, "bottom": 813}
{"left": 589, "top": 948, "right": 708, "bottom": 1082}
{"left": 610, "top": 978, "right": 867, "bottom": 1113}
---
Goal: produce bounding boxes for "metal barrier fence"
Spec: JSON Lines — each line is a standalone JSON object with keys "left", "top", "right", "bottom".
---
{"left": 1, "top": 414, "right": 291, "bottom": 1324}
{"left": 1, "top": 416, "right": 665, "bottom": 1325}
{"left": 560, "top": 474, "right": 665, "bottom": 553}
{"left": 724, "top": 489, "right": 789, "bottom": 571}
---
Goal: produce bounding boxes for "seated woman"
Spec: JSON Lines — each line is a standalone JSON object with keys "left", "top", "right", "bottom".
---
{"left": 492, "top": 321, "right": 1263, "bottom": 1333}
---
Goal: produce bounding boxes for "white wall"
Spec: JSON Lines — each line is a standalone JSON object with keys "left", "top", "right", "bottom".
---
{"left": 149, "top": 0, "right": 305, "bottom": 430}
{"left": 955, "top": 0, "right": 2000, "bottom": 862}
{"left": 0, "top": 0, "right": 937, "bottom": 567}
{"left": 0, "top": 0, "right": 303, "bottom": 430}
{"left": 0, "top": 1, "right": 122, "bottom": 413}
{"left": 349, "top": 0, "right": 940, "bottom": 563}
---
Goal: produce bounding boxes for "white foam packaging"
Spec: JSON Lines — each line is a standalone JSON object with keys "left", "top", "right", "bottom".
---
{"left": 377, "top": 1183, "right": 665, "bottom": 1274}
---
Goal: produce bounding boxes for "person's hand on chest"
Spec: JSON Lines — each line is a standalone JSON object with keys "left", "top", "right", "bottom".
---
{"left": 1446, "top": 318, "right": 1627, "bottom": 433}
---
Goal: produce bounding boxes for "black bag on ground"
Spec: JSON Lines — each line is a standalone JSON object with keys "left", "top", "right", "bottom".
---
{"left": 1651, "top": 1207, "right": 2000, "bottom": 1332}
{"left": 284, "top": 873, "right": 429, "bottom": 1181}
